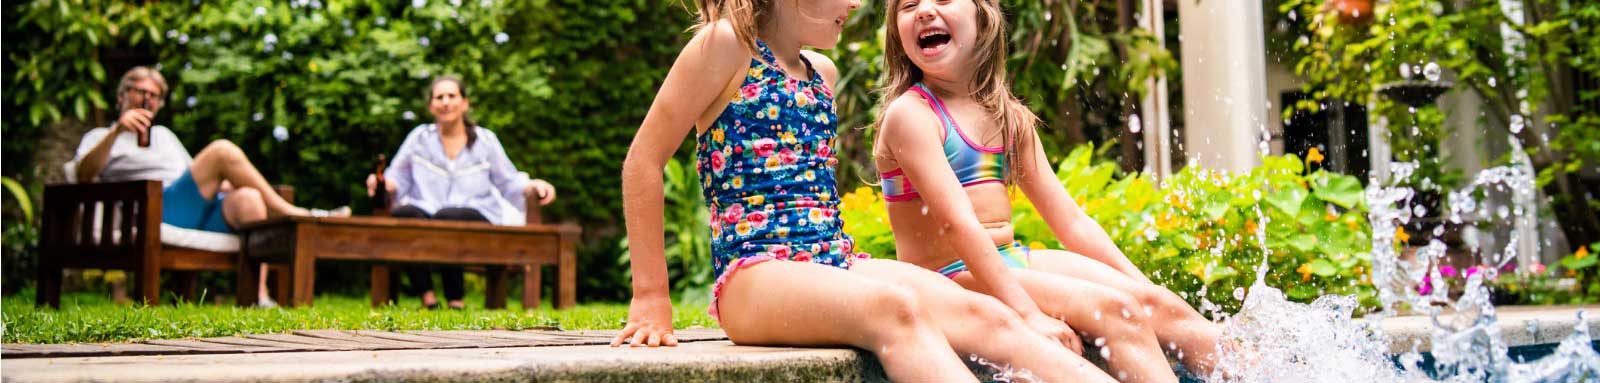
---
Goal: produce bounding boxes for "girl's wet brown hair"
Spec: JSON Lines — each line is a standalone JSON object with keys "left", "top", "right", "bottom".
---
{"left": 875, "top": 0, "right": 1039, "bottom": 186}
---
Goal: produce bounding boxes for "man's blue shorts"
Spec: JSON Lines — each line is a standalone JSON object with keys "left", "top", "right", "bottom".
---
{"left": 161, "top": 170, "right": 232, "bottom": 233}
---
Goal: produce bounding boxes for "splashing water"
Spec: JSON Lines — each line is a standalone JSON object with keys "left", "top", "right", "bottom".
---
{"left": 968, "top": 354, "right": 1041, "bottom": 383}
{"left": 1198, "top": 126, "right": 1600, "bottom": 381}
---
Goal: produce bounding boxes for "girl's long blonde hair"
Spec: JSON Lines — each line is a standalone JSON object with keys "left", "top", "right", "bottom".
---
{"left": 690, "top": 0, "right": 772, "bottom": 57}
{"left": 874, "top": 0, "right": 1038, "bottom": 185}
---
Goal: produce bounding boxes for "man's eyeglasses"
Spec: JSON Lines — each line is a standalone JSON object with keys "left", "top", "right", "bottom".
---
{"left": 127, "top": 88, "right": 163, "bottom": 101}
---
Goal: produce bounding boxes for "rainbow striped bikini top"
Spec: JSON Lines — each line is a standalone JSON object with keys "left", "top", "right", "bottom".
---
{"left": 880, "top": 83, "right": 1006, "bottom": 202}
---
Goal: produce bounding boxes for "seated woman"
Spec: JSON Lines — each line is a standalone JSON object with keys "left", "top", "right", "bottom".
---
{"left": 68, "top": 66, "right": 348, "bottom": 306}
{"left": 367, "top": 76, "right": 557, "bottom": 310}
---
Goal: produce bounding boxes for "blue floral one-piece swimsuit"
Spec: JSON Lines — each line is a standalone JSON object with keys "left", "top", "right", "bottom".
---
{"left": 698, "top": 40, "right": 869, "bottom": 320}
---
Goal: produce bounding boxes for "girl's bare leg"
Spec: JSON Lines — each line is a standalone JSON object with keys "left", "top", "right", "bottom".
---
{"left": 1029, "top": 249, "right": 1223, "bottom": 376}
{"left": 852, "top": 259, "right": 1121, "bottom": 383}
{"left": 189, "top": 140, "right": 307, "bottom": 217}
{"left": 717, "top": 261, "right": 978, "bottom": 382}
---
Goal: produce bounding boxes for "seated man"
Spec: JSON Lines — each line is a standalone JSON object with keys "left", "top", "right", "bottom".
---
{"left": 66, "top": 66, "right": 347, "bottom": 306}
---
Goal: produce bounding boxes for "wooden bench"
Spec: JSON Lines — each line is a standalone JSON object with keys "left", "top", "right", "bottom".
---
{"left": 36, "top": 180, "right": 292, "bottom": 307}
{"left": 236, "top": 215, "right": 580, "bottom": 310}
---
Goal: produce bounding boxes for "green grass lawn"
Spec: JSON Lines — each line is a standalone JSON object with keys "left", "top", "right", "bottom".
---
{"left": 1, "top": 290, "right": 715, "bottom": 344}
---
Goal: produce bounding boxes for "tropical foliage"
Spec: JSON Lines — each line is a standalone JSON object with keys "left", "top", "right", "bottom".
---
{"left": 1278, "top": 0, "right": 1600, "bottom": 252}
{"left": 841, "top": 145, "right": 1377, "bottom": 313}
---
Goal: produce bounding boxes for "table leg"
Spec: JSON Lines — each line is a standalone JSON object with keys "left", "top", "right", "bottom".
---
{"left": 485, "top": 265, "right": 508, "bottom": 310}
{"left": 370, "top": 265, "right": 392, "bottom": 307}
{"left": 290, "top": 227, "right": 317, "bottom": 307}
{"left": 236, "top": 253, "right": 259, "bottom": 307}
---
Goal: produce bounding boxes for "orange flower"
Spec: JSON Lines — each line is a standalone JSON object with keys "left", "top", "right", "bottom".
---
{"left": 1306, "top": 147, "right": 1325, "bottom": 165}
{"left": 1245, "top": 220, "right": 1260, "bottom": 235}
{"left": 1576, "top": 246, "right": 1591, "bottom": 260}
{"left": 1395, "top": 227, "right": 1410, "bottom": 244}
{"left": 1297, "top": 263, "right": 1314, "bottom": 282}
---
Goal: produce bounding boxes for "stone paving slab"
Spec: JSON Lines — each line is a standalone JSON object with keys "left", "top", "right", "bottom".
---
{"left": 0, "top": 341, "right": 883, "bottom": 383}
{"left": 3, "top": 305, "right": 1595, "bottom": 382}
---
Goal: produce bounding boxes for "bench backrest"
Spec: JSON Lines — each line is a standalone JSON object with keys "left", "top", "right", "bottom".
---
{"left": 41, "top": 181, "right": 162, "bottom": 262}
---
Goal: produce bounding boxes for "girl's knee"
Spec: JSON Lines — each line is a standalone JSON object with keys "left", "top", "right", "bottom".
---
{"left": 866, "top": 286, "right": 926, "bottom": 329}
{"left": 957, "top": 294, "right": 1023, "bottom": 331}
{"left": 1094, "top": 291, "right": 1150, "bottom": 329}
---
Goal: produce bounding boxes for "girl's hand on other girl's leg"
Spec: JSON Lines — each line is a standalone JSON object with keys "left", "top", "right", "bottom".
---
{"left": 611, "top": 296, "right": 679, "bottom": 348}
{"left": 1023, "top": 311, "right": 1082, "bottom": 354}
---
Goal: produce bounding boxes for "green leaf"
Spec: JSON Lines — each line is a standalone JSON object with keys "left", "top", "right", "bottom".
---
{"left": 1265, "top": 186, "right": 1308, "bottom": 217}
{"left": 2, "top": 177, "right": 34, "bottom": 223}
{"left": 1308, "top": 259, "right": 1338, "bottom": 276}
{"left": 1312, "top": 173, "right": 1363, "bottom": 208}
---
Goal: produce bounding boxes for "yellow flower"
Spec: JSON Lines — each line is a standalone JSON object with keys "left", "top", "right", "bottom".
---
{"left": 1577, "top": 246, "right": 1591, "bottom": 260}
{"left": 732, "top": 176, "right": 744, "bottom": 189}
{"left": 749, "top": 67, "right": 764, "bottom": 78}
{"left": 809, "top": 208, "right": 826, "bottom": 222}
{"left": 818, "top": 192, "right": 831, "bottom": 202}
{"left": 767, "top": 105, "right": 780, "bottom": 119}
{"left": 1307, "top": 147, "right": 1325, "bottom": 165}
{"left": 1395, "top": 226, "right": 1410, "bottom": 244}
{"left": 746, "top": 195, "right": 765, "bottom": 206}
{"left": 712, "top": 129, "right": 726, "bottom": 143}
{"left": 1028, "top": 241, "right": 1048, "bottom": 250}
{"left": 1297, "top": 263, "right": 1314, "bottom": 282}
{"left": 797, "top": 94, "right": 809, "bottom": 107}
{"left": 736, "top": 221, "right": 753, "bottom": 236}
{"left": 776, "top": 226, "right": 790, "bottom": 237}
{"left": 765, "top": 156, "right": 782, "bottom": 170}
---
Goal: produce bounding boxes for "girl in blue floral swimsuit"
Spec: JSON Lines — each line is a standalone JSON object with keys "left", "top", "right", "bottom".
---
{"left": 612, "top": 1, "right": 1108, "bottom": 382}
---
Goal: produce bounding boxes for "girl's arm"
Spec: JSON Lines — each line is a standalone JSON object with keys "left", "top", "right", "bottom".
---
{"left": 613, "top": 21, "right": 749, "bottom": 348}
{"left": 1016, "top": 135, "right": 1150, "bottom": 283}
{"left": 879, "top": 96, "right": 1047, "bottom": 319}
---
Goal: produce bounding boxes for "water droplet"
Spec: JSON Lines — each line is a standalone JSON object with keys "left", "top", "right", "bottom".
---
{"left": 1094, "top": 337, "right": 1107, "bottom": 347}
{"left": 1510, "top": 114, "right": 1525, "bottom": 133}
{"left": 252, "top": 112, "right": 264, "bottom": 122}
{"left": 1144, "top": 228, "right": 1159, "bottom": 241}
{"left": 494, "top": 32, "right": 510, "bottom": 45}
{"left": 1233, "top": 287, "right": 1246, "bottom": 300}
{"left": 185, "top": 96, "right": 197, "bottom": 107}
{"left": 1093, "top": 311, "right": 1102, "bottom": 321}
{"left": 1399, "top": 63, "right": 1412, "bottom": 79}
{"left": 1128, "top": 114, "right": 1142, "bottom": 134}
{"left": 920, "top": 206, "right": 929, "bottom": 216}
{"left": 1488, "top": 76, "right": 1497, "bottom": 88}
{"left": 1144, "top": 305, "right": 1153, "bottom": 317}
{"left": 272, "top": 125, "right": 289, "bottom": 142}
{"left": 1100, "top": 347, "right": 1112, "bottom": 360}
{"left": 1121, "top": 308, "right": 1132, "bottom": 319}
{"left": 1423, "top": 62, "right": 1442, "bottom": 82}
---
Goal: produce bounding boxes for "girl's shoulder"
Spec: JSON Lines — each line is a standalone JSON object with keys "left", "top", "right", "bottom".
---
{"left": 799, "top": 50, "right": 838, "bottom": 86}
{"left": 879, "top": 90, "right": 945, "bottom": 139}
{"left": 688, "top": 20, "right": 755, "bottom": 64}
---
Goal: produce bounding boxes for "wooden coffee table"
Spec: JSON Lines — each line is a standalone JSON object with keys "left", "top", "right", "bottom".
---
{"left": 236, "top": 216, "right": 580, "bottom": 309}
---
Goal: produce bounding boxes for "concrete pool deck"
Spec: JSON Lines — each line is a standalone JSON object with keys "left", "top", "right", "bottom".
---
{"left": 4, "top": 305, "right": 1596, "bottom": 382}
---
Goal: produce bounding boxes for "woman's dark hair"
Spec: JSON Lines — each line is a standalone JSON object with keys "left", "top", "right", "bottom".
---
{"left": 429, "top": 75, "right": 478, "bottom": 147}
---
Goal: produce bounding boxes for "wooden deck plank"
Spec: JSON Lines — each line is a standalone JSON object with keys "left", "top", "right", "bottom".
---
{"left": 346, "top": 331, "right": 495, "bottom": 348}
{"left": 142, "top": 339, "right": 297, "bottom": 353}
{"left": 196, "top": 337, "right": 357, "bottom": 351}
{"left": 290, "top": 330, "right": 436, "bottom": 348}
{"left": 1, "top": 343, "right": 198, "bottom": 358}
{"left": 242, "top": 334, "right": 408, "bottom": 350}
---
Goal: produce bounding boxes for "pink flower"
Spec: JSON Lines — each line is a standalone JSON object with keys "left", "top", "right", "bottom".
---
{"left": 741, "top": 83, "right": 761, "bottom": 101}
{"left": 747, "top": 210, "right": 768, "bottom": 228}
{"left": 1464, "top": 265, "right": 1483, "bottom": 279}
{"left": 817, "top": 142, "right": 832, "bottom": 159}
{"left": 753, "top": 138, "right": 778, "bottom": 157}
{"left": 722, "top": 203, "right": 744, "bottom": 224}
{"left": 1440, "top": 265, "right": 1458, "bottom": 278}
{"left": 711, "top": 151, "right": 727, "bottom": 173}
{"left": 1416, "top": 274, "right": 1434, "bottom": 295}
{"left": 1532, "top": 263, "right": 1548, "bottom": 274}
{"left": 778, "top": 148, "right": 798, "bottom": 165}
{"left": 769, "top": 245, "right": 792, "bottom": 260}
{"left": 794, "top": 251, "right": 813, "bottom": 262}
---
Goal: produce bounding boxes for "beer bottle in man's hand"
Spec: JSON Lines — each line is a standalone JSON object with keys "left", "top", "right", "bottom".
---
{"left": 374, "top": 154, "right": 389, "bottom": 209}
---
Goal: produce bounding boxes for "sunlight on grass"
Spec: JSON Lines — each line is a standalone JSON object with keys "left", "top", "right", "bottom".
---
{"left": 1, "top": 290, "right": 715, "bottom": 344}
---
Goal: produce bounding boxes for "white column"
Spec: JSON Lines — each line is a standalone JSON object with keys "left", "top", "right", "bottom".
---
{"left": 1177, "top": 0, "right": 1270, "bottom": 173}
{"left": 1140, "top": 0, "right": 1172, "bottom": 180}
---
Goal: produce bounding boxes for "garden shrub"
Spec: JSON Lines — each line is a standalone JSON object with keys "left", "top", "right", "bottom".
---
{"left": 840, "top": 145, "right": 1379, "bottom": 313}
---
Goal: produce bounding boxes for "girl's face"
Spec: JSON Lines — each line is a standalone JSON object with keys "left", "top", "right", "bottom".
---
{"left": 791, "top": 0, "right": 862, "bottom": 49}
{"left": 428, "top": 81, "right": 470, "bottom": 125}
{"left": 895, "top": 0, "right": 979, "bottom": 80}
